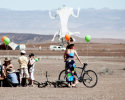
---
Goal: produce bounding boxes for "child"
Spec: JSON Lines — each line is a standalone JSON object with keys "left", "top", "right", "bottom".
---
{"left": 28, "top": 53, "right": 35, "bottom": 87}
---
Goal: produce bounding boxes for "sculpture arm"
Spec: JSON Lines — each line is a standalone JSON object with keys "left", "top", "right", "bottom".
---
{"left": 49, "top": 11, "right": 57, "bottom": 19}
{"left": 74, "top": 32, "right": 80, "bottom": 34}
{"left": 72, "top": 7, "right": 80, "bottom": 18}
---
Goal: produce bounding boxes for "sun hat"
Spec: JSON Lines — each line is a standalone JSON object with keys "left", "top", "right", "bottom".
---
{"left": 4, "top": 57, "right": 12, "bottom": 62}
{"left": 21, "top": 50, "right": 26, "bottom": 54}
{"left": 7, "top": 68, "right": 16, "bottom": 73}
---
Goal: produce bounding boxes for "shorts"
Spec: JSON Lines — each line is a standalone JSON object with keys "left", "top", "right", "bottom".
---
{"left": 20, "top": 68, "right": 29, "bottom": 78}
{"left": 29, "top": 71, "right": 35, "bottom": 80}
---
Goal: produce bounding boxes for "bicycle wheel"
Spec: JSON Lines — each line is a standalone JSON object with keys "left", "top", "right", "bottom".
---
{"left": 58, "top": 70, "right": 67, "bottom": 81}
{"left": 38, "top": 82, "right": 47, "bottom": 88}
{"left": 83, "top": 70, "right": 98, "bottom": 88}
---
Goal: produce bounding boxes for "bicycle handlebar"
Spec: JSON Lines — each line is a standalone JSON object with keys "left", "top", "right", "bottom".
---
{"left": 46, "top": 71, "right": 50, "bottom": 78}
{"left": 83, "top": 63, "right": 88, "bottom": 66}
{"left": 83, "top": 63, "right": 88, "bottom": 69}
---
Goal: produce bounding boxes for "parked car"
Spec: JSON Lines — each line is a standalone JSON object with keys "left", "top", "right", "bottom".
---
{"left": 50, "top": 45, "right": 66, "bottom": 51}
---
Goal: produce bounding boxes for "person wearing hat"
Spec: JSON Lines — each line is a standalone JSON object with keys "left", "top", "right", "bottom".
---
{"left": 7, "top": 68, "right": 19, "bottom": 87}
{"left": 28, "top": 53, "right": 35, "bottom": 87}
{"left": 18, "top": 50, "right": 29, "bottom": 86}
{"left": 2, "top": 57, "right": 14, "bottom": 78}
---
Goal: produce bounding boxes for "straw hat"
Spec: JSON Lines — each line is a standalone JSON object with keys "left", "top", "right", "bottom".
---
{"left": 7, "top": 68, "right": 15, "bottom": 74}
{"left": 4, "top": 57, "right": 11, "bottom": 62}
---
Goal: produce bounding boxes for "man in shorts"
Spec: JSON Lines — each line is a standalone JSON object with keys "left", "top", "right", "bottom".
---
{"left": 18, "top": 50, "right": 29, "bottom": 86}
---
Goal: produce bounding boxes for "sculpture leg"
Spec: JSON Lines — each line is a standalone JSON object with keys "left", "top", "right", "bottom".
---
{"left": 51, "top": 31, "right": 59, "bottom": 41}
{"left": 59, "top": 38, "right": 63, "bottom": 46}
{"left": 69, "top": 31, "right": 80, "bottom": 35}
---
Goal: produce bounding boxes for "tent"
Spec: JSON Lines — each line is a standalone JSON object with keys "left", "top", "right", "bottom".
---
{"left": 0, "top": 42, "right": 18, "bottom": 50}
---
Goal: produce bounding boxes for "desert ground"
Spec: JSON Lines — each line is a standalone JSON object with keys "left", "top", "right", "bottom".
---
{"left": 0, "top": 43, "right": 125, "bottom": 100}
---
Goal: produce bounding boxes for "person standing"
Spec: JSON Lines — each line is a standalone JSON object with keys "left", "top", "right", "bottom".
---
{"left": 28, "top": 53, "right": 35, "bottom": 87}
{"left": 39, "top": 45, "right": 41, "bottom": 51}
{"left": 18, "top": 50, "right": 29, "bottom": 86}
{"left": 64, "top": 44, "right": 83, "bottom": 87}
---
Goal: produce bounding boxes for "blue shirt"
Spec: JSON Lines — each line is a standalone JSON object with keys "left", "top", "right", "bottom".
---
{"left": 7, "top": 73, "right": 19, "bottom": 84}
{"left": 0, "top": 65, "right": 3, "bottom": 76}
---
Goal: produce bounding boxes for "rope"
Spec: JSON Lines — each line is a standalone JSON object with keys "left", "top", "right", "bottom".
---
{"left": 7, "top": 45, "right": 9, "bottom": 57}
{"left": 87, "top": 42, "right": 89, "bottom": 63}
{"left": 4, "top": 44, "right": 9, "bottom": 57}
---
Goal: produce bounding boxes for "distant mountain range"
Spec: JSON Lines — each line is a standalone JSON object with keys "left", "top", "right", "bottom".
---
{"left": 0, "top": 8, "right": 125, "bottom": 39}
{"left": 0, "top": 33, "right": 125, "bottom": 44}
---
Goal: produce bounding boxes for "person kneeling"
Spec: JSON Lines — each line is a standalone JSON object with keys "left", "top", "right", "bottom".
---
{"left": 7, "top": 68, "right": 19, "bottom": 87}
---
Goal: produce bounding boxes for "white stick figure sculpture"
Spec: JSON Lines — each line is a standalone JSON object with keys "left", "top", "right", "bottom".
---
{"left": 49, "top": 6, "right": 80, "bottom": 46}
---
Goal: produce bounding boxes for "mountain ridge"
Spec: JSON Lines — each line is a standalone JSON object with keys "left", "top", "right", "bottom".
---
{"left": 0, "top": 33, "right": 125, "bottom": 44}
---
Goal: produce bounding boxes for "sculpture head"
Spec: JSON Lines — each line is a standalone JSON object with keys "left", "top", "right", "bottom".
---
{"left": 56, "top": 7, "right": 74, "bottom": 17}
{"left": 49, "top": 6, "right": 80, "bottom": 19}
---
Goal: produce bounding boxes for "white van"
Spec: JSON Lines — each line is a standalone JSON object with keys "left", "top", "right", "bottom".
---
{"left": 50, "top": 45, "right": 66, "bottom": 51}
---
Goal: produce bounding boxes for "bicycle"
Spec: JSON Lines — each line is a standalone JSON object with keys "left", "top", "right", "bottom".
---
{"left": 58, "top": 63, "right": 98, "bottom": 88}
{"left": 37, "top": 71, "right": 68, "bottom": 88}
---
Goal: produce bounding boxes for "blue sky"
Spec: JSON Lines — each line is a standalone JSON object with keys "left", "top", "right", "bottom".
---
{"left": 0, "top": 0, "right": 125, "bottom": 10}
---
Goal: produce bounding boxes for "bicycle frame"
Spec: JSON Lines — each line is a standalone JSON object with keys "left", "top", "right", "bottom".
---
{"left": 75, "top": 63, "right": 88, "bottom": 80}
{"left": 38, "top": 71, "right": 68, "bottom": 88}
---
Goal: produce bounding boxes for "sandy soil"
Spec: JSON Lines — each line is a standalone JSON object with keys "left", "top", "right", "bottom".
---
{"left": 0, "top": 55, "right": 125, "bottom": 100}
{"left": 0, "top": 43, "right": 125, "bottom": 100}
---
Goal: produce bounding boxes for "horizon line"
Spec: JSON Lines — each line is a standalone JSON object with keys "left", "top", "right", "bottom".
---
{"left": 0, "top": 7, "right": 125, "bottom": 11}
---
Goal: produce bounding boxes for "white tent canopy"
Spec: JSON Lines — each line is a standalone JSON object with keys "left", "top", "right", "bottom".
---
{"left": 0, "top": 42, "right": 18, "bottom": 50}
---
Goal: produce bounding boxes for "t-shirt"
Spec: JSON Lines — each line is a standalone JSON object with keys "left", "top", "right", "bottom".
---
{"left": 0, "top": 65, "right": 3, "bottom": 76}
{"left": 7, "top": 73, "right": 19, "bottom": 84}
{"left": 18, "top": 56, "right": 28, "bottom": 69}
{"left": 28, "top": 59, "right": 35, "bottom": 72}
